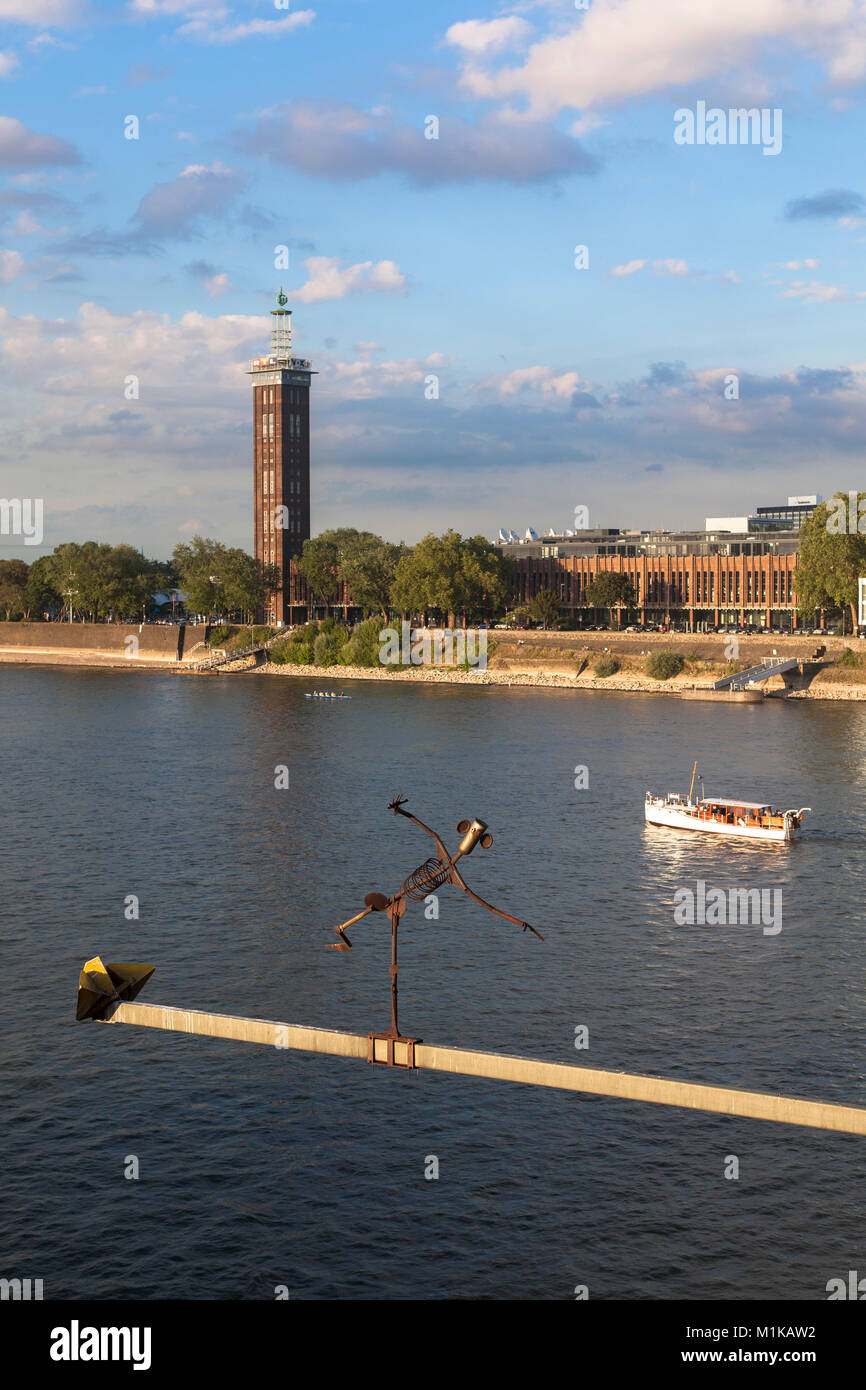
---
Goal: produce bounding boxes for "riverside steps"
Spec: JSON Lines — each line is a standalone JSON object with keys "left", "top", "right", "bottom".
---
{"left": 92, "top": 997, "right": 866, "bottom": 1138}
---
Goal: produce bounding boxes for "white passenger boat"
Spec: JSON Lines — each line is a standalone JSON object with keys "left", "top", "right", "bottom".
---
{"left": 644, "top": 764, "right": 810, "bottom": 842}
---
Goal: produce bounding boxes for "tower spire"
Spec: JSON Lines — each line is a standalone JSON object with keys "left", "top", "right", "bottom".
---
{"left": 270, "top": 287, "right": 292, "bottom": 358}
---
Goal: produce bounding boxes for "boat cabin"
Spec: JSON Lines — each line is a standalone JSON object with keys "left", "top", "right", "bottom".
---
{"left": 697, "top": 797, "right": 779, "bottom": 828}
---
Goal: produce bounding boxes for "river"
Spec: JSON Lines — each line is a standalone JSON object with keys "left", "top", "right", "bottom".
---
{"left": 1, "top": 667, "right": 864, "bottom": 1299}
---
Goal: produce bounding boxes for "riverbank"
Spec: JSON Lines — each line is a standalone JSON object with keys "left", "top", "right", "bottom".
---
{"left": 248, "top": 661, "right": 866, "bottom": 699}
{"left": 6, "top": 649, "right": 866, "bottom": 699}
{"left": 5, "top": 622, "right": 866, "bottom": 698}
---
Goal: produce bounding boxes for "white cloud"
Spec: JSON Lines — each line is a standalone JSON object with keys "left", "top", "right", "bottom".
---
{"left": 177, "top": 9, "right": 315, "bottom": 43}
{"left": 132, "top": 161, "right": 247, "bottom": 239}
{"left": 325, "top": 356, "right": 430, "bottom": 400}
{"left": 127, "top": 0, "right": 225, "bottom": 13}
{"left": 0, "top": 248, "right": 25, "bottom": 282}
{"left": 290, "top": 256, "right": 407, "bottom": 304}
{"left": 203, "top": 271, "right": 231, "bottom": 298}
{"left": 0, "top": 49, "right": 19, "bottom": 77}
{"left": 778, "top": 279, "right": 866, "bottom": 303}
{"left": 0, "top": 0, "right": 83, "bottom": 22}
{"left": 610, "top": 257, "right": 691, "bottom": 277}
{"left": 26, "top": 33, "right": 76, "bottom": 50}
{"left": 778, "top": 258, "right": 819, "bottom": 269}
{"left": 0, "top": 115, "right": 82, "bottom": 169}
{"left": 455, "top": 1, "right": 866, "bottom": 121}
{"left": 654, "top": 258, "right": 690, "bottom": 277}
{"left": 445, "top": 17, "right": 534, "bottom": 55}
{"left": 128, "top": 0, "right": 315, "bottom": 42}
{"left": 10, "top": 210, "right": 45, "bottom": 235}
{"left": 477, "top": 364, "right": 591, "bottom": 399}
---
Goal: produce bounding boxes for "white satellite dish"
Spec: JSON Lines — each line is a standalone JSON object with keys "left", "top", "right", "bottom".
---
{"left": 525, "top": 527, "right": 538, "bottom": 541}
{"left": 498, "top": 528, "right": 510, "bottom": 542}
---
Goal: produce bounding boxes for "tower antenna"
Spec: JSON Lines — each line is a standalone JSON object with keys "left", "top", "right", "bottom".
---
{"left": 270, "top": 287, "right": 292, "bottom": 358}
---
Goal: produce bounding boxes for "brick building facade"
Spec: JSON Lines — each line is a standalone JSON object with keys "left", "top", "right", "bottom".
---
{"left": 506, "top": 529, "right": 807, "bottom": 630}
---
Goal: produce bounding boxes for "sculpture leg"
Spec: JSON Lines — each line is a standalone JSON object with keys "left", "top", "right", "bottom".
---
{"left": 390, "top": 905, "right": 399, "bottom": 1036}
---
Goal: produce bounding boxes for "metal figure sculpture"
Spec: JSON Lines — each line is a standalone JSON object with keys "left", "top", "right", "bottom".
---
{"left": 326, "top": 796, "right": 543, "bottom": 1063}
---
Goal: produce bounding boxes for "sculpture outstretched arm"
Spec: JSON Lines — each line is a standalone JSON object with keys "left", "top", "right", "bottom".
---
{"left": 388, "top": 796, "right": 451, "bottom": 863}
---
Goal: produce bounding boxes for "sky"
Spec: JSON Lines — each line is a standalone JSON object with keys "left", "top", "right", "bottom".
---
{"left": 1, "top": 0, "right": 866, "bottom": 558}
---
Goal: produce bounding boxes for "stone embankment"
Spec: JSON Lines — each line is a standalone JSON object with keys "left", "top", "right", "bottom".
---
{"left": 4, "top": 621, "right": 866, "bottom": 699}
{"left": 254, "top": 661, "right": 866, "bottom": 700}
{"left": 0, "top": 621, "right": 210, "bottom": 668}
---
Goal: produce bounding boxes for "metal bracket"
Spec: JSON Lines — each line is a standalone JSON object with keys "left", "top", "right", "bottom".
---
{"left": 367, "top": 1032, "right": 421, "bottom": 1069}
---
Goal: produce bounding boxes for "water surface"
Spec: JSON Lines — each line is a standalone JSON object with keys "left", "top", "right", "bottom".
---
{"left": 1, "top": 668, "right": 864, "bottom": 1299}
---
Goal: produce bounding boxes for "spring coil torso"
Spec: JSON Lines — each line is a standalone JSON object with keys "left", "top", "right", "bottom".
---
{"left": 401, "top": 857, "right": 451, "bottom": 902}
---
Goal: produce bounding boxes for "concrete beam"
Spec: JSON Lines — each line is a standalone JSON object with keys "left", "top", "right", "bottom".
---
{"left": 101, "top": 1000, "right": 866, "bottom": 1137}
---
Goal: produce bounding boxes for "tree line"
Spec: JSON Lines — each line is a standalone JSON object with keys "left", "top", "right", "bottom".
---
{"left": 296, "top": 527, "right": 518, "bottom": 624}
{"left": 0, "top": 525, "right": 645, "bottom": 629}
{"left": 0, "top": 538, "right": 277, "bottom": 623}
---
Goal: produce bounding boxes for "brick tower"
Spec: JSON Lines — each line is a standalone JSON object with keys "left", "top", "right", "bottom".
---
{"left": 247, "top": 289, "right": 315, "bottom": 625}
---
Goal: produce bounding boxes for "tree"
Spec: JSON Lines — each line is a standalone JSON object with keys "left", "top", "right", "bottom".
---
{"left": 172, "top": 536, "right": 268, "bottom": 621}
{"left": 797, "top": 493, "right": 866, "bottom": 631}
{"left": 44, "top": 543, "right": 102, "bottom": 620}
{"left": 172, "top": 537, "right": 226, "bottom": 615}
{"left": 42, "top": 542, "right": 165, "bottom": 621}
{"left": 459, "top": 536, "right": 515, "bottom": 620}
{"left": 0, "top": 559, "right": 29, "bottom": 619}
{"left": 391, "top": 530, "right": 514, "bottom": 624}
{"left": 297, "top": 532, "right": 341, "bottom": 609}
{"left": 340, "top": 533, "right": 405, "bottom": 620}
{"left": 528, "top": 589, "right": 560, "bottom": 629}
{"left": 100, "top": 544, "right": 163, "bottom": 620}
{"left": 24, "top": 556, "right": 61, "bottom": 618}
{"left": 585, "top": 571, "right": 636, "bottom": 628}
{"left": 391, "top": 531, "right": 464, "bottom": 620}
{"left": 298, "top": 528, "right": 407, "bottom": 619}
{"left": 220, "top": 546, "right": 267, "bottom": 621}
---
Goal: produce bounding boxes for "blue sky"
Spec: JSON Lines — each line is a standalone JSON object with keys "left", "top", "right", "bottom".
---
{"left": 1, "top": 0, "right": 865, "bottom": 557}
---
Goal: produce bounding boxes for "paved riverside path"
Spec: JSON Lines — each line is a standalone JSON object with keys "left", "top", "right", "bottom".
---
{"left": 99, "top": 1000, "right": 866, "bottom": 1137}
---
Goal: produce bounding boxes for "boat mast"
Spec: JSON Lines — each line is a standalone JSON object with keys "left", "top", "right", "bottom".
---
{"left": 688, "top": 760, "right": 698, "bottom": 803}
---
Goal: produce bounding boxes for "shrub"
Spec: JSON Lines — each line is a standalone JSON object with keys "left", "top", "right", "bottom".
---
{"left": 593, "top": 655, "right": 620, "bottom": 678}
{"left": 282, "top": 641, "right": 315, "bottom": 665}
{"left": 208, "top": 624, "right": 232, "bottom": 646}
{"left": 267, "top": 628, "right": 315, "bottom": 665}
{"left": 268, "top": 641, "right": 291, "bottom": 665}
{"left": 839, "top": 646, "right": 861, "bottom": 668}
{"left": 340, "top": 616, "right": 384, "bottom": 668}
{"left": 645, "top": 650, "right": 685, "bottom": 681}
{"left": 318, "top": 616, "right": 338, "bottom": 634}
{"left": 313, "top": 631, "right": 341, "bottom": 666}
